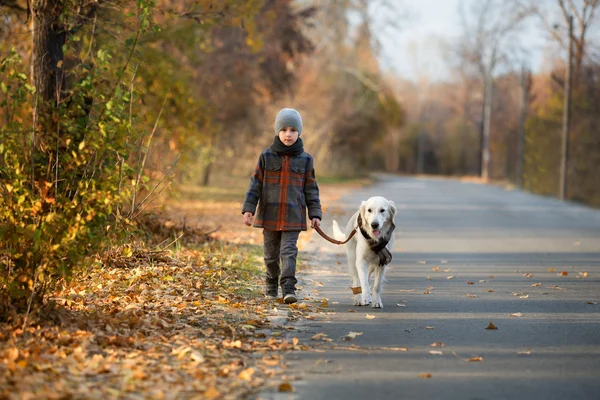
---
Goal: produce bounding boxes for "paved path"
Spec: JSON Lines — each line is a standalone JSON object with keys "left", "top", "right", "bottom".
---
{"left": 258, "top": 175, "right": 600, "bottom": 400}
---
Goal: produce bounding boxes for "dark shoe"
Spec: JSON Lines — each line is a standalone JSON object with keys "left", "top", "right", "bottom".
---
{"left": 265, "top": 280, "right": 278, "bottom": 299}
{"left": 283, "top": 290, "right": 297, "bottom": 304}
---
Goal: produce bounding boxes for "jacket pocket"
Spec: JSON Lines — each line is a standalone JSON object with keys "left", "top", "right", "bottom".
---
{"left": 264, "top": 163, "right": 282, "bottom": 184}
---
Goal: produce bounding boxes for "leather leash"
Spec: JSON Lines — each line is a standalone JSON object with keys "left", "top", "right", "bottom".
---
{"left": 314, "top": 224, "right": 357, "bottom": 245}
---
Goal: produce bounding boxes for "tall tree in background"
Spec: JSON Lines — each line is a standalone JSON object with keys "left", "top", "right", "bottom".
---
{"left": 457, "top": 0, "right": 532, "bottom": 180}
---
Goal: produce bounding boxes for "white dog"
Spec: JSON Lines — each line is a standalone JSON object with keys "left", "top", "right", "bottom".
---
{"left": 332, "top": 196, "right": 396, "bottom": 308}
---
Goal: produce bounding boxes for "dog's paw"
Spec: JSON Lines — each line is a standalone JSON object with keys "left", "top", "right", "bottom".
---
{"left": 353, "top": 296, "right": 362, "bottom": 306}
{"left": 359, "top": 294, "right": 372, "bottom": 306}
{"left": 371, "top": 300, "right": 383, "bottom": 309}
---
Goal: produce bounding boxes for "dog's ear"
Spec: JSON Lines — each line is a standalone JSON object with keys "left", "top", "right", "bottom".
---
{"left": 357, "top": 201, "right": 366, "bottom": 227}
{"left": 389, "top": 200, "right": 397, "bottom": 218}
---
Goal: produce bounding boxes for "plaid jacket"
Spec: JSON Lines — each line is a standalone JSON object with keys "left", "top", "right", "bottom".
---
{"left": 242, "top": 148, "right": 322, "bottom": 231}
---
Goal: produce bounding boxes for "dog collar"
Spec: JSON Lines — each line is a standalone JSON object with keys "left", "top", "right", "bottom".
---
{"left": 357, "top": 214, "right": 394, "bottom": 266}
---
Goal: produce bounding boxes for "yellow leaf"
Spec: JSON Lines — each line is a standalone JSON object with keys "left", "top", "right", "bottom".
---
{"left": 510, "top": 312, "right": 523, "bottom": 317}
{"left": 201, "top": 327, "right": 214, "bottom": 336}
{"left": 531, "top": 282, "right": 541, "bottom": 287}
{"left": 468, "top": 356, "right": 483, "bottom": 362}
{"left": 204, "top": 386, "right": 220, "bottom": 400}
{"left": 262, "top": 356, "right": 280, "bottom": 366}
{"left": 365, "top": 313, "right": 376, "bottom": 320}
{"left": 419, "top": 373, "right": 432, "bottom": 378}
{"left": 429, "top": 350, "right": 443, "bottom": 355}
{"left": 78, "top": 140, "right": 85, "bottom": 150}
{"left": 466, "top": 293, "right": 477, "bottom": 298}
{"left": 278, "top": 382, "right": 294, "bottom": 392}
{"left": 485, "top": 322, "right": 498, "bottom": 330}
{"left": 238, "top": 367, "right": 255, "bottom": 381}
{"left": 292, "top": 337, "right": 299, "bottom": 346}
{"left": 311, "top": 333, "right": 327, "bottom": 340}
{"left": 548, "top": 268, "right": 556, "bottom": 272}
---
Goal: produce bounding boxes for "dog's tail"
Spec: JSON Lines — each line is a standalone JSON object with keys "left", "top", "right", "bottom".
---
{"left": 332, "top": 220, "right": 345, "bottom": 241}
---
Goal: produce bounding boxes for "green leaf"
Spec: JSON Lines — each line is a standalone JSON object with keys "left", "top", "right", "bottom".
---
{"left": 125, "top": 38, "right": 135, "bottom": 47}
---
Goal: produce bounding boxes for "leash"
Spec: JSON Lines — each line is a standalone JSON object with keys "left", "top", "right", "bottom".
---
{"left": 314, "top": 224, "right": 357, "bottom": 245}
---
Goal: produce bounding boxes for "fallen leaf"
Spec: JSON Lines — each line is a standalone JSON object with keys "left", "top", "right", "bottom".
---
{"left": 485, "top": 322, "right": 498, "bottom": 330}
{"left": 343, "top": 331, "right": 363, "bottom": 340}
{"left": 424, "top": 290, "right": 431, "bottom": 294}
{"left": 489, "top": 275, "right": 495, "bottom": 279}
{"left": 467, "top": 281, "right": 474, "bottom": 285}
{"left": 293, "top": 337, "right": 299, "bottom": 346}
{"left": 432, "top": 267, "right": 440, "bottom": 271}
{"left": 579, "top": 272, "right": 589, "bottom": 278}
{"left": 587, "top": 302, "right": 597, "bottom": 305}
{"left": 278, "top": 382, "right": 294, "bottom": 393}
{"left": 347, "top": 309, "right": 356, "bottom": 313}
{"left": 419, "top": 373, "right": 432, "bottom": 379}
{"left": 427, "top": 276, "right": 432, "bottom": 280}
{"left": 518, "top": 349, "right": 532, "bottom": 355}
{"left": 523, "top": 273, "right": 534, "bottom": 278}
{"left": 425, "top": 326, "right": 435, "bottom": 330}
{"left": 551, "top": 285, "right": 563, "bottom": 290}
{"left": 519, "top": 295, "right": 529, "bottom": 299}
{"left": 466, "top": 293, "right": 477, "bottom": 298}
{"left": 365, "top": 314, "right": 376, "bottom": 320}
{"left": 396, "top": 303, "right": 406, "bottom": 307}
{"left": 510, "top": 312, "right": 523, "bottom": 317}
{"left": 389, "top": 347, "right": 408, "bottom": 351}
{"left": 429, "top": 350, "right": 443, "bottom": 355}
{"left": 548, "top": 268, "right": 556, "bottom": 272}
{"left": 418, "top": 261, "right": 427, "bottom": 264}
{"left": 311, "top": 333, "right": 327, "bottom": 340}
{"left": 531, "top": 282, "right": 541, "bottom": 287}
{"left": 201, "top": 327, "right": 214, "bottom": 337}
{"left": 238, "top": 368, "right": 255, "bottom": 381}
{"left": 446, "top": 276, "right": 455, "bottom": 280}
{"left": 468, "top": 356, "right": 483, "bottom": 362}
{"left": 486, "top": 289, "right": 494, "bottom": 292}
{"left": 204, "top": 387, "right": 220, "bottom": 400}
{"left": 560, "top": 271, "right": 568, "bottom": 276}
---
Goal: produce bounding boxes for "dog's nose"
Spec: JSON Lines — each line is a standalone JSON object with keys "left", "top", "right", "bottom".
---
{"left": 371, "top": 222, "right": 379, "bottom": 229}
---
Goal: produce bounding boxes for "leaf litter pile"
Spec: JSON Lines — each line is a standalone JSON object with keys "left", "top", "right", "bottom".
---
{"left": 0, "top": 239, "right": 312, "bottom": 399}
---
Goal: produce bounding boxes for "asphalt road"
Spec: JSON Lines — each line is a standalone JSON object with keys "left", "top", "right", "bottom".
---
{"left": 257, "top": 175, "right": 600, "bottom": 400}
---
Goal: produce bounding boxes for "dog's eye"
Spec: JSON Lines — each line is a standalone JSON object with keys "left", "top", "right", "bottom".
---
{"left": 367, "top": 209, "right": 372, "bottom": 213}
{"left": 380, "top": 209, "right": 385, "bottom": 213}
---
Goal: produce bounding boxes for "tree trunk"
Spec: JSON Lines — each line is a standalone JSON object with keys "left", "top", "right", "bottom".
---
{"left": 31, "top": 0, "right": 65, "bottom": 150}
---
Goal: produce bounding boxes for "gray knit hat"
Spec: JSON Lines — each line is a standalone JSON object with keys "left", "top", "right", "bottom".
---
{"left": 274, "top": 108, "right": 303, "bottom": 136}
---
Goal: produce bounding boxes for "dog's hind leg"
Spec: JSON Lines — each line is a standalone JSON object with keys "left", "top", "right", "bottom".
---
{"left": 371, "top": 265, "right": 385, "bottom": 308}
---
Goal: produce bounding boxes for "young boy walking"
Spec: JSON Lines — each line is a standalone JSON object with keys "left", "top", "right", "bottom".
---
{"left": 242, "top": 108, "right": 322, "bottom": 304}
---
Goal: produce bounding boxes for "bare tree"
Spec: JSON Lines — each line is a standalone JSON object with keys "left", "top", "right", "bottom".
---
{"left": 535, "top": 0, "right": 599, "bottom": 80}
{"left": 457, "top": 0, "right": 533, "bottom": 180}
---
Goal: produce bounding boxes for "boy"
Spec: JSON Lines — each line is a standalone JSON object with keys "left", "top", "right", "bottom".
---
{"left": 242, "top": 108, "right": 322, "bottom": 304}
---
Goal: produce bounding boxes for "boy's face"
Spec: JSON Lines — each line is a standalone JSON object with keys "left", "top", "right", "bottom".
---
{"left": 278, "top": 127, "right": 299, "bottom": 146}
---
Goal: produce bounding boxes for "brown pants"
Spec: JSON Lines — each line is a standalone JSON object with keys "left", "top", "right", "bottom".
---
{"left": 263, "top": 230, "right": 300, "bottom": 291}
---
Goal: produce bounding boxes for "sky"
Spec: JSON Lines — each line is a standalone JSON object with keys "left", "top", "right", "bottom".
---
{"left": 375, "top": 0, "right": 548, "bottom": 82}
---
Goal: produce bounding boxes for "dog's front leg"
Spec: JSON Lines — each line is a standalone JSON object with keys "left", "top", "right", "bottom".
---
{"left": 371, "top": 265, "right": 385, "bottom": 308}
{"left": 356, "top": 259, "right": 372, "bottom": 306}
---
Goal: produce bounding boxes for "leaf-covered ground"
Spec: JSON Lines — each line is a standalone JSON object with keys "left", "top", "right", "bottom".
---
{"left": 0, "top": 180, "right": 362, "bottom": 399}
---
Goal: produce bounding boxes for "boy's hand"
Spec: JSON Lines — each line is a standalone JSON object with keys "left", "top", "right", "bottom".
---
{"left": 311, "top": 218, "right": 320, "bottom": 229}
{"left": 243, "top": 212, "right": 254, "bottom": 226}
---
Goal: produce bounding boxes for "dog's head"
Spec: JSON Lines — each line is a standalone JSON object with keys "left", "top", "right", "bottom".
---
{"left": 359, "top": 196, "right": 396, "bottom": 239}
